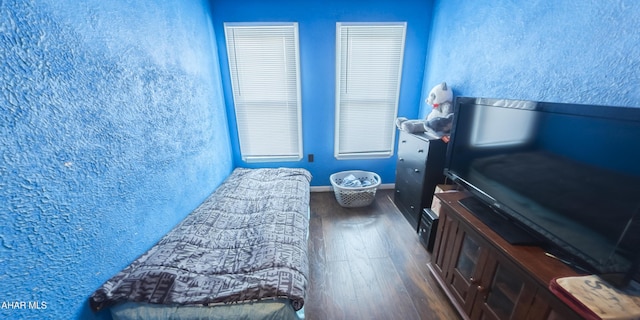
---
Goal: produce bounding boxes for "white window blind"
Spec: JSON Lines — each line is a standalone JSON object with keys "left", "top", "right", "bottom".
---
{"left": 335, "top": 22, "right": 407, "bottom": 159}
{"left": 224, "top": 23, "right": 302, "bottom": 162}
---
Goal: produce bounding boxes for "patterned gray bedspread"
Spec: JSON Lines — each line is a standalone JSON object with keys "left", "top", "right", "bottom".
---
{"left": 90, "top": 168, "right": 312, "bottom": 312}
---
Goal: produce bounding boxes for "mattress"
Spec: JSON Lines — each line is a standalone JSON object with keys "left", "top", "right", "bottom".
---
{"left": 110, "top": 299, "right": 301, "bottom": 320}
{"left": 89, "top": 168, "right": 312, "bottom": 317}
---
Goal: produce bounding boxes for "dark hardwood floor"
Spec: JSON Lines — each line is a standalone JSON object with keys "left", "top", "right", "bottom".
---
{"left": 304, "top": 189, "right": 460, "bottom": 320}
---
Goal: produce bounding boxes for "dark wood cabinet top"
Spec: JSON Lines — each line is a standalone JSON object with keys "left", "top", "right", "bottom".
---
{"left": 436, "top": 191, "right": 581, "bottom": 287}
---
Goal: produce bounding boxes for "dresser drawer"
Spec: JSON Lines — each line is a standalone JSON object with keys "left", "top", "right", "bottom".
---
{"left": 397, "top": 133, "right": 430, "bottom": 161}
{"left": 396, "top": 161, "right": 426, "bottom": 187}
{"left": 397, "top": 135, "right": 429, "bottom": 185}
{"left": 395, "top": 180, "right": 423, "bottom": 218}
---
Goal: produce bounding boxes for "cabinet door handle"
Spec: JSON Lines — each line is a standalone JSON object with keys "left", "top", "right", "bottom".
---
{"left": 417, "top": 149, "right": 424, "bottom": 153}
{"left": 410, "top": 205, "right": 415, "bottom": 209}
{"left": 470, "top": 277, "right": 479, "bottom": 285}
{"left": 401, "top": 140, "right": 407, "bottom": 143}
{"left": 479, "top": 287, "right": 488, "bottom": 301}
{"left": 414, "top": 169, "right": 420, "bottom": 173}
{"left": 399, "top": 157, "right": 404, "bottom": 162}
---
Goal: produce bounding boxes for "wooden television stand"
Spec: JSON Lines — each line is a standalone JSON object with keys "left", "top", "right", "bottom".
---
{"left": 428, "top": 191, "right": 582, "bottom": 320}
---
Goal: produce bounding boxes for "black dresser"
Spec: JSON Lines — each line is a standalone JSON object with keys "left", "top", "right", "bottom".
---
{"left": 394, "top": 131, "right": 447, "bottom": 232}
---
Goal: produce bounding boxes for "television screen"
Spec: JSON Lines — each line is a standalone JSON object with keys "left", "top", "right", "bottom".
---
{"left": 445, "top": 97, "right": 640, "bottom": 280}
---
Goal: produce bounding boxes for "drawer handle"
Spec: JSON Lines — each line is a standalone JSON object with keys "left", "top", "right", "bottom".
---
{"left": 414, "top": 169, "right": 420, "bottom": 173}
{"left": 399, "top": 157, "right": 404, "bottom": 162}
{"left": 401, "top": 140, "right": 407, "bottom": 143}
{"left": 410, "top": 205, "right": 415, "bottom": 209}
{"left": 417, "top": 149, "right": 424, "bottom": 153}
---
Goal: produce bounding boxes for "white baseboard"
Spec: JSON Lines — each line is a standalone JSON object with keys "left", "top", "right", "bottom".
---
{"left": 378, "top": 183, "right": 395, "bottom": 190}
{"left": 311, "top": 183, "right": 395, "bottom": 193}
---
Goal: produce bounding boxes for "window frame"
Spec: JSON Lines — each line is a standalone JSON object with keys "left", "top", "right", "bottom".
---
{"left": 224, "top": 22, "right": 303, "bottom": 163}
{"left": 334, "top": 22, "right": 407, "bottom": 160}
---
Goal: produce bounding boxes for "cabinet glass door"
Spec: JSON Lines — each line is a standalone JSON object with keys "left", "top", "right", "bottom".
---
{"left": 483, "top": 264, "right": 525, "bottom": 319}
{"left": 456, "top": 234, "right": 481, "bottom": 279}
{"left": 449, "top": 231, "right": 484, "bottom": 313}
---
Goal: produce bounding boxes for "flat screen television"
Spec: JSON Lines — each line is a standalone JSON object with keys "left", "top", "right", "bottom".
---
{"left": 444, "top": 97, "right": 640, "bottom": 286}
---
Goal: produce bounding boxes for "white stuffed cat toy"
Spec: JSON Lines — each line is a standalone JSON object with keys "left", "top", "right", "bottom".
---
{"left": 395, "top": 82, "right": 454, "bottom": 137}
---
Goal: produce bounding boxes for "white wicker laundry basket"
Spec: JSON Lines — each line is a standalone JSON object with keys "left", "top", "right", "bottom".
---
{"left": 330, "top": 170, "right": 381, "bottom": 208}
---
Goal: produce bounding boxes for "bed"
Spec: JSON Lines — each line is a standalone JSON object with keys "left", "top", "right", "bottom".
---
{"left": 89, "top": 168, "right": 312, "bottom": 320}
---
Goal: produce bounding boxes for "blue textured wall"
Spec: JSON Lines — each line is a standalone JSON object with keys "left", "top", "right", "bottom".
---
{"left": 211, "top": 0, "right": 434, "bottom": 186}
{"left": 421, "top": 0, "right": 640, "bottom": 117}
{"left": 0, "top": 0, "right": 232, "bottom": 319}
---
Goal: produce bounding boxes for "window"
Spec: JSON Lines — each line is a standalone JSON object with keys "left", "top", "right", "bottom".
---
{"left": 224, "top": 23, "right": 302, "bottom": 162}
{"left": 334, "top": 22, "right": 407, "bottom": 159}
